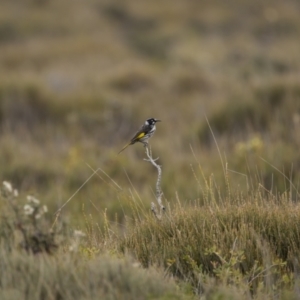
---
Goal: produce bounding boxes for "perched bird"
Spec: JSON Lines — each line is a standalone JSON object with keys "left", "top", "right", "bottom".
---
{"left": 118, "top": 118, "right": 161, "bottom": 154}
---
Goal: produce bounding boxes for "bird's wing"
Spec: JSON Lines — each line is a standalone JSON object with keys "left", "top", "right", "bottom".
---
{"left": 130, "top": 124, "right": 147, "bottom": 143}
{"left": 118, "top": 124, "right": 147, "bottom": 154}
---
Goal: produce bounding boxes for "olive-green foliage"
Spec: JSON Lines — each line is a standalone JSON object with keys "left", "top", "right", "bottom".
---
{"left": 0, "top": 249, "right": 189, "bottom": 300}
{"left": 0, "top": 182, "right": 193, "bottom": 300}
{"left": 196, "top": 78, "right": 300, "bottom": 194}
{"left": 198, "top": 80, "right": 300, "bottom": 143}
{"left": 1, "top": 0, "right": 300, "bottom": 298}
{"left": 0, "top": 0, "right": 300, "bottom": 218}
{"left": 120, "top": 190, "right": 300, "bottom": 297}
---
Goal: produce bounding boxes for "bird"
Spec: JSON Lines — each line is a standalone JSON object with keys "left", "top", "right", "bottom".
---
{"left": 118, "top": 118, "right": 161, "bottom": 154}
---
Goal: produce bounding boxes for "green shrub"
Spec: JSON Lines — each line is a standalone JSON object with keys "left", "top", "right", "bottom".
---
{"left": 120, "top": 191, "right": 299, "bottom": 296}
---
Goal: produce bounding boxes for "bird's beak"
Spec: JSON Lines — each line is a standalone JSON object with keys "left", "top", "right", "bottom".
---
{"left": 155, "top": 119, "right": 161, "bottom": 122}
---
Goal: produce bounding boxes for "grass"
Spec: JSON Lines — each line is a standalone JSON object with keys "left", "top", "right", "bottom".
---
{"left": 1, "top": 0, "right": 300, "bottom": 298}
{"left": 121, "top": 195, "right": 299, "bottom": 293}
{"left": 0, "top": 250, "right": 189, "bottom": 300}
{"left": 2, "top": 170, "right": 300, "bottom": 299}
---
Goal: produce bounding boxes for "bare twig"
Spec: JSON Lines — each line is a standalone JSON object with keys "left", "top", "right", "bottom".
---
{"left": 144, "top": 144, "right": 165, "bottom": 219}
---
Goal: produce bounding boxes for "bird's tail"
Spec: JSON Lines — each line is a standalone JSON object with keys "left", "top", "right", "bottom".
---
{"left": 118, "top": 142, "right": 131, "bottom": 154}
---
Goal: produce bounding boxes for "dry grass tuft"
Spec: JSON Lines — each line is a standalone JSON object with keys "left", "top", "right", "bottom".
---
{"left": 120, "top": 186, "right": 300, "bottom": 297}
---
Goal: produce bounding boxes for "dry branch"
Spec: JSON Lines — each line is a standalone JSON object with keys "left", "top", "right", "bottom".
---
{"left": 144, "top": 145, "right": 165, "bottom": 219}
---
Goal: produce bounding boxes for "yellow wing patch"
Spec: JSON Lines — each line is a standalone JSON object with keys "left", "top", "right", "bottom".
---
{"left": 136, "top": 132, "right": 145, "bottom": 139}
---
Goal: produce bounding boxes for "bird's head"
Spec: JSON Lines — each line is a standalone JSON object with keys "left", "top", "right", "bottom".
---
{"left": 145, "top": 118, "right": 161, "bottom": 126}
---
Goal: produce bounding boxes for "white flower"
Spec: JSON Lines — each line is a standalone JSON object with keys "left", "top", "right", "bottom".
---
{"left": 13, "top": 189, "right": 19, "bottom": 197}
{"left": 132, "top": 262, "right": 141, "bottom": 268}
{"left": 35, "top": 213, "right": 42, "bottom": 219}
{"left": 2, "top": 181, "right": 13, "bottom": 193}
{"left": 34, "top": 206, "right": 48, "bottom": 219}
{"left": 24, "top": 204, "right": 34, "bottom": 215}
{"left": 74, "top": 230, "right": 86, "bottom": 238}
{"left": 27, "top": 195, "right": 40, "bottom": 205}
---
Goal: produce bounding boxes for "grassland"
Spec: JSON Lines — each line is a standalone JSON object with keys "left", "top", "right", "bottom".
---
{"left": 1, "top": 0, "right": 300, "bottom": 298}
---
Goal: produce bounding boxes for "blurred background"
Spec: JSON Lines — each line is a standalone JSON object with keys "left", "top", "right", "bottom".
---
{"left": 0, "top": 0, "right": 300, "bottom": 225}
